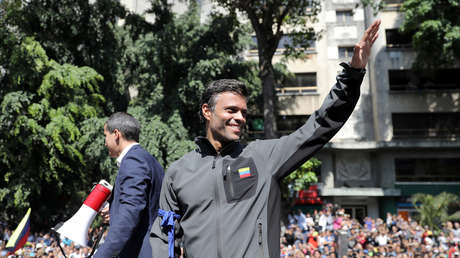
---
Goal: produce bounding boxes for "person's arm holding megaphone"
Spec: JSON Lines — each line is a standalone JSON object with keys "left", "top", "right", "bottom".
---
{"left": 99, "top": 203, "right": 110, "bottom": 224}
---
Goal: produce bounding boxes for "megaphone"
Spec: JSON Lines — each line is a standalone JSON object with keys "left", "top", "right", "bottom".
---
{"left": 55, "top": 180, "right": 113, "bottom": 247}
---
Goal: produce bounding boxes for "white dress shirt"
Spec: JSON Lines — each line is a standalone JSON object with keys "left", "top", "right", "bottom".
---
{"left": 116, "top": 143, "right": 139, "bottom": 167}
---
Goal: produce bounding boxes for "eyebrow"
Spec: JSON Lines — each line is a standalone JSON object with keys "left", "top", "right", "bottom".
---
{"left": 224, "top": 104, "right": 247, "bottom": 111}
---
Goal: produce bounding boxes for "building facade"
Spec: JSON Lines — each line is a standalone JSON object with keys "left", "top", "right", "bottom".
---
{"left": 279, "top": 0, "right": 460, "bottom": 220}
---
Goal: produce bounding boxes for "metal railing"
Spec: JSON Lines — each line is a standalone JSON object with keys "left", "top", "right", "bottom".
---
{"left": 275, "top": 86, "right": 317, "bottom": 95}
{"left": 393, "top": 128, "right": 460, "bottom": 139}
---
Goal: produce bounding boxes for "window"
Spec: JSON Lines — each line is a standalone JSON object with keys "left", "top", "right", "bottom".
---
{"left": 388, "top": 70, "right": 414, "bottom": 90}
{"left": 277, "top": 115, "right": 309, "bottom": 135}
{"left": 250, "top": 35, "right": 316, "bottom": 54}
{"left": 246, "top": 116, "right": 264, "bottom": 140}
{"left": 338, "top": 46, "right": 354, "bottom": 59}
{"left": 336, "top": 10, "right": 353, "bottom": 23}
{"left": 392, "top": 113, "right": 460, "bottom": 139}
{"left": 384, "top": 0, "right": 404, "bottom": 10}
{"left": 384, "top": 0, "right": 404, "bottom": 4}
{"left": 395, "top": 158, "right": 460, "bottom": 182}
{"left": 389, "top": 69, "right": 460, "bottom": 90}
{"left": 246, "top": 115, "right": 310, "bottom": 138}
{"left": 277, "top": 73, "right": 317, "bottom": 95}
{"left": 247, "top": 116, "right": 264, "bottom": 132}
{"left": 276, "top": 35, "right": 316, "bottom": 54}
{"left": 342, "top": 205, "right": 367, "bottom": 222}
{"left": 386, "top": 29, "right": 412, "bottom": 48}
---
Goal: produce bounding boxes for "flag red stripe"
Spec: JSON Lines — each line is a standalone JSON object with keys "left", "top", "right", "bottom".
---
{"left": 13, "top": 231, "right": 29, "bottom": 253}
{"left": 240, "top": 173, "right": 251, "bottom": 178}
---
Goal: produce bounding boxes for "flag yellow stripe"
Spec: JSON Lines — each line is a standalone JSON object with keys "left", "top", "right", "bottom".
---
{"left": 6, "top": 208, "right": 31, "bottom": 248}
{"left": 238, "top": 167, "right": 250, "bottom": 173}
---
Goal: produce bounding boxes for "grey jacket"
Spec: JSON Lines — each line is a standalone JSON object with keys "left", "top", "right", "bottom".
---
{"left": 150, "top": 63, "right": 365, "bottom": 258}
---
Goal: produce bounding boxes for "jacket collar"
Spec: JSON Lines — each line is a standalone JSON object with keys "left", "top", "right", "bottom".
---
{"left": 116, "top": 143, "right": 139, "bottom": 167}
{"left": 194, "top": 136, "right": 239, "bottom": 156}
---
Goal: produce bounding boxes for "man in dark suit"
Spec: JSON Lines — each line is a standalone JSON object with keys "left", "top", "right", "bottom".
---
{"left": 94, "top": 112, "right": 164, "bottom": 258}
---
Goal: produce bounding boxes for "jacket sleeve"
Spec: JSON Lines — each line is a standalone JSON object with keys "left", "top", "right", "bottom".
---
{"left": 150, "top": 167, "right": 182, "bottom": 258}
{"left": 257, "top": 63, "right": 365, "bottom": 181}
{"left": 94, "top": 154, "right": 151, "bottom": 257}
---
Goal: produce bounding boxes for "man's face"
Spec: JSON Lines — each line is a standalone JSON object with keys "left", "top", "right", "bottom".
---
{"left": 203, "top": 92, "right": 247, "bottom": 144}
{"left": 104, "top": 124, "right": 120, "bottom": 158}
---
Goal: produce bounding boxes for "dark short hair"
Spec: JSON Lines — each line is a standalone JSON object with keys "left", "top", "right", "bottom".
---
{"left": 199, "top": 79, "right": 248, "bottom": 120}
{"left": 105, "top": 112, "right": 140, "bottom": 142}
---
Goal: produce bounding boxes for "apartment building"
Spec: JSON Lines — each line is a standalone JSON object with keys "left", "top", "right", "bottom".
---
{"left": 277, "top": 0, "right": 460, "bottom": 220}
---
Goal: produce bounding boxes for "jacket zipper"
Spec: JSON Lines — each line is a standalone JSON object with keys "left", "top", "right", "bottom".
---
{"left": 224, "top": 165, "right": 234, "bottom": 198}
{"left": 212, "top": 155, "right": 217, "bottom": 169}
{"left": 257, "top": 218, "right": 264, "bottom": 257}
{"left": 213, "top": 153, "right": 223, "bottom": 258}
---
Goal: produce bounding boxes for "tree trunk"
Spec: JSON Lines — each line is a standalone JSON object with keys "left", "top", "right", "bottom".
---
{"left": 260, "top": 58, "right": 278, "bottom": 139}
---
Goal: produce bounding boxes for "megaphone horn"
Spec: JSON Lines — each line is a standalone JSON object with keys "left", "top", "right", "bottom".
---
{"left": 55, "top": 180, "right": 113, "bottom": 247}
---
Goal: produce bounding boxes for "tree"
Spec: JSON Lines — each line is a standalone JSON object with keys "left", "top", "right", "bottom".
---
{"left": 120, "top": 1, "right": 265, "bottom": 166}
{"left": 0, "top": 0, "right": 262, "bottom": 230}
{"left": 0, "top": 32, "right": 106, "bottom": 229}
{"left": 400, "top": 0, "right": 460, "bottom": 69}
{"left": 6, "top": 0, "right": 137, "bottom": 113}
{"left": 125, "top": 0, "right": 262, "bottom": 139}
{"left": 281, "top": 158, "right": 320, "bottom": 207}
{"left": 213, "top": 0, "right": 321, "bottom": 139}
{"left": 411, "top": 192, "right": 460, "bottom": 231}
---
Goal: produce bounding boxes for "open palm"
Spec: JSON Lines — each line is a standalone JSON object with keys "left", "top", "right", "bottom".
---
{"left": 351, "top": 19, "right": 381, "bottom": 69}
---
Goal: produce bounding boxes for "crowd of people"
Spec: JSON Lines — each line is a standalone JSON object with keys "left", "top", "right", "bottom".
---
{"left": 2, "top": 203, "right": 460, "bottom": 257}
{"left": 280, "top": 203, "right": 460, "bottom": 257}
{"left": 0, "top": 226, "right": 106, "bottom": 258}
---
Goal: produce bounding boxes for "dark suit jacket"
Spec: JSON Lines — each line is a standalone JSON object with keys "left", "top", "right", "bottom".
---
{"left": 94, "top": 145, "right": 164, "bottom": 258}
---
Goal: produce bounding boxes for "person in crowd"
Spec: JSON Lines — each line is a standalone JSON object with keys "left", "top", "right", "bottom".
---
{"left": 305, "top": 213, "right": 315, "bottom": 231}
{"left": 295, "top": 209, "right": 307, "bottom": 231}
{"left": 284, "top": 227, "right": 296, "bottom": 246}
{"left": 318, "top": 211, "right": 327, "bottom": 232}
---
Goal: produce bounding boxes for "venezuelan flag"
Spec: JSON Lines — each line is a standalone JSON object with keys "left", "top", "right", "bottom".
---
{"left": 6, "top": 208, "right": 31, "bottom": 255}
{"left": 238, "top": 167, "right": 251, "bottom": 178}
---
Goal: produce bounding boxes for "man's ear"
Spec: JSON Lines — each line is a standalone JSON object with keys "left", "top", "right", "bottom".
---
{"left": 113, "top": 129, "right": 122, "bottom": 142}
{"left": 202, "top": 104, "right": 212, "bottom": 121}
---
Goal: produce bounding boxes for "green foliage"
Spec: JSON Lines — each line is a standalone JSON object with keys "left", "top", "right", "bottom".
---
{"left": 281, "top": 158, "right": 321, "bottom": 202}
{"left": 0, "top": 0, "right": 260, "bottom": 230}
{"left": 128, "top": 107, "right": 195, "bottom": 169}
{"left": 0, "top": 33, "right": 105, "bottom": 228}
{"left": 125, "top": 3, "right": 261, "bottom": 138}
{"left": 360, "top": 0, "right": 386, "bottom": 15}
{"left": 412, "top": 192, "right": 460, "bottom": 231}
{"left": 401, "top": 0, "right": 460, "bottom": 69}
{"left": 79, "top": 117, "right": 118, "bottom": 184}
{"left": 6, "top": 0, "right": 132, "bottom": 112}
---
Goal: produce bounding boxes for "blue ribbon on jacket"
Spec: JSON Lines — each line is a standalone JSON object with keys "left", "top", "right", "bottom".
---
{"left": 158, "top": 209, "right": 181, "bottom": 258}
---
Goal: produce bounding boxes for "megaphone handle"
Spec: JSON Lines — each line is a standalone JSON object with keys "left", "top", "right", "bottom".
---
{"left": 54, "top": 232, "right": 68, "bottom": 258}
{"left": 88, "top": 224, "right": 108, "bottom": 258}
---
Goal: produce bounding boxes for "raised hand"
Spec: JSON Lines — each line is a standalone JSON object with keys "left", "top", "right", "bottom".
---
{"left": 350, "top": 19, "right": 381, "bottom": 69}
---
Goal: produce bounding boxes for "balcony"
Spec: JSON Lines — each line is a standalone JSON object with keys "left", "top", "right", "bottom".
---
{"left": 275, "top": 86, "right": 317, "bottom": 95}
{"left": 392, "top": 113, "right": 460, "bottom": 140}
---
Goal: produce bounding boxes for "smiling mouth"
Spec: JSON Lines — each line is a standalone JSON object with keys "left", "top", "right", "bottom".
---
{"left": 228, "top": 125, "right": 242, "bottom": 134}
